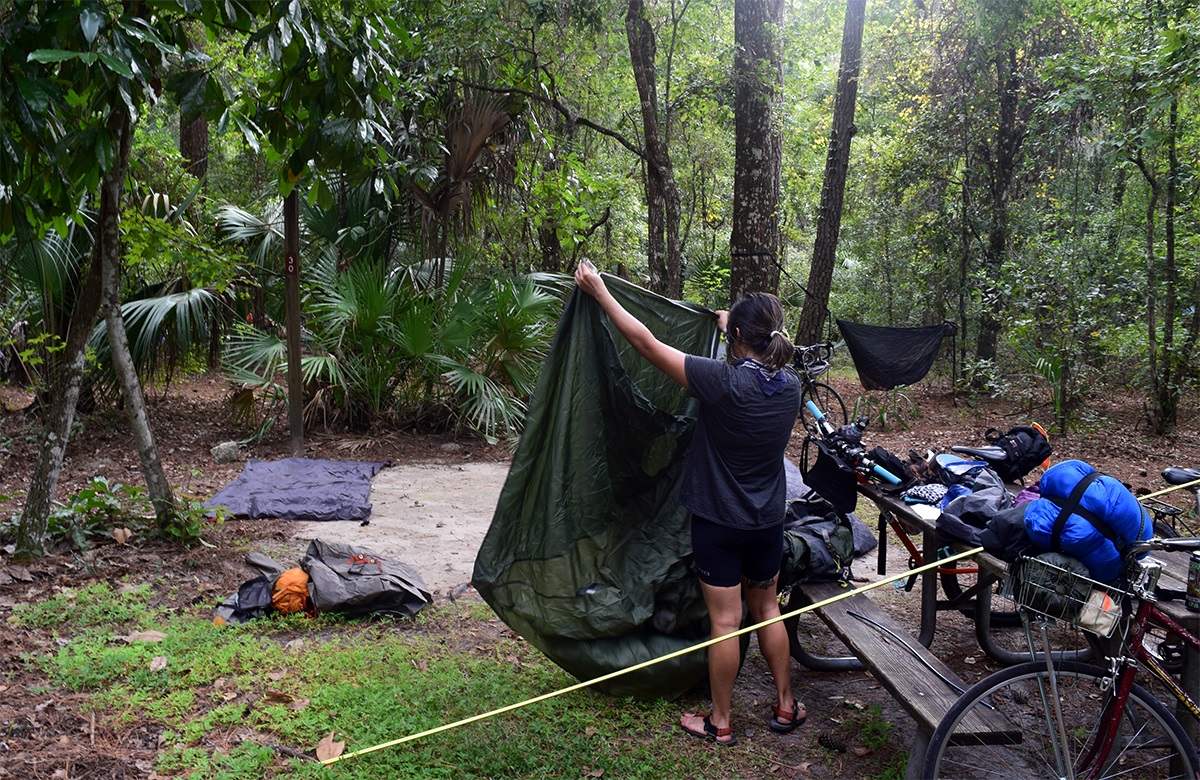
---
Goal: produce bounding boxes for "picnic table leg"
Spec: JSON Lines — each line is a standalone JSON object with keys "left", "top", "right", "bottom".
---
{"left": 783, "top": 588, "right": 866, "bottom": 672}
{"left": 917, "top": 529, "right": 938, "bottom": 647}
{"left": 1181, "top": 642, "right": 1199, "bottom": 749}
{"left": 905, "top": 726, "right": 931, "bottom": 780}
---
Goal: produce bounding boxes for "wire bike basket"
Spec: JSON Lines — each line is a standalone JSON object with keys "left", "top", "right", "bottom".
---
{"left": 1001, "top": 555, "right": 1130, "bottom": 639}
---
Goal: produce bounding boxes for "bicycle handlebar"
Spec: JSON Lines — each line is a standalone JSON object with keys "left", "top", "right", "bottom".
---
{"left": 793, "top": 342, "right": 834, "bottom": 368}
{"left": 803, "top": 401, "right": 902, "bottom": 486}
{"left": 1127, "top": 536, "right": 1200, "bottom": 555}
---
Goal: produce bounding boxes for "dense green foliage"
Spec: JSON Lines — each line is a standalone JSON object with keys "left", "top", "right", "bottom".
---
{"left": 3, "top": 0, "right": 1197, "bottom": 448}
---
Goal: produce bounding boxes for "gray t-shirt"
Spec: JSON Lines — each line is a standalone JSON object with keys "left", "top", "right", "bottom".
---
{"left": 680, "top": 355, "right": 801, "bottom": 529}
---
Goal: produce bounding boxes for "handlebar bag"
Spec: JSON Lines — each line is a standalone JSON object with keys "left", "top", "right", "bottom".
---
{"left": 1023, "top": 460, "right": 1153, "bottom": 583}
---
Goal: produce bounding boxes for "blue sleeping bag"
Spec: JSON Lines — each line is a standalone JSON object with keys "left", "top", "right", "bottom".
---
{"left": 1023, "top": 460, "right": 1152, "bottom": 582}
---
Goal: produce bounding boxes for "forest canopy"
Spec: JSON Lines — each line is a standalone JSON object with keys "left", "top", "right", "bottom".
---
{"left": 1, "top": 0, "right": 1198, "bottom": 552}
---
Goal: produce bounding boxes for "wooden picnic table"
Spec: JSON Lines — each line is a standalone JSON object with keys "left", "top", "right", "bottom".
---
{"left": 785, "top": 481, "right": 1200, "bottom": 776}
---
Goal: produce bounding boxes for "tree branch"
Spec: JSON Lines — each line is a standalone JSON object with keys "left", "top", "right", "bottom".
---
{"left": 452, "top": 78, "right": 645, "bottom": 160}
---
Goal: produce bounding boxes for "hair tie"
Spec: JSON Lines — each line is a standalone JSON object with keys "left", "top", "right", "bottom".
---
{"left": 770, "top": 330, "right": 783, "bottom": 339}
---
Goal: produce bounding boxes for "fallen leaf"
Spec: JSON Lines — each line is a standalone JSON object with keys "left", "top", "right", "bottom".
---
{"left": 582, "top": 770, "right": 603, "bottom": 778}
{"left": 149, "top": 655, "right": 167, "bottom": 671}
{"left": 113, "top": 527, "right": 132, "bottom": 544}
{"left": 268, "top": 671, "right": 286, "bottom": 681}
{"left": 265, "top": 691, "right": 294, "bottom": 703}
{"left": 223, "top": 692, "right": 238, "bottom": 701}
{"left": 850, "top": 745, "right": 871, "bottom": 757}
{"left": 116, "top": 630, "right": 167, "bottom": 643}
{"left": 317, "top": 732, "right": 345, "bottom": 762}
{"left": 289, "top": 698, "right": 310, "bottom": 711}
{"left": 285, "top": 639, "right": 304, "bottom": 651}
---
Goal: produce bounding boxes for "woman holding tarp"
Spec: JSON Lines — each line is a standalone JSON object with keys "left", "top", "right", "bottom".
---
{"left": 573, "top": 261, "right": 805, "bottom": 746}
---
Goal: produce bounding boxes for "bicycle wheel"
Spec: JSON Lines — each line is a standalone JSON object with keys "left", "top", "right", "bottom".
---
{"left": 923, "top": 660, "right": 1200, "bottom": 779}
{"left": 938, "top": 569, "right": 1022, "bottom": 628}
{"left": 800, "top": 381, "right": 847, "bottom": 427}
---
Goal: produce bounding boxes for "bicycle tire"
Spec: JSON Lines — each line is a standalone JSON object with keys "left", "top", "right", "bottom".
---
{"left": 923, "top": 660, "right": 1200, "bottom": 779}
{"left": 800, "top": 381, "right": 847, "bottom": 427}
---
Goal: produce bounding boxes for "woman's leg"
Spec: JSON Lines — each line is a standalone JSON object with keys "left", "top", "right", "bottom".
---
{"left": 743, "top": 574, "right": 803, "bottom": 723}
{"left": 680, "top": 581, "right": 743, "bottom": 741}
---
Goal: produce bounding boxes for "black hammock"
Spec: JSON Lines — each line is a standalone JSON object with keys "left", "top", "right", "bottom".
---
{"left": 836, "top": 318, "right": 955, "bottom": 390}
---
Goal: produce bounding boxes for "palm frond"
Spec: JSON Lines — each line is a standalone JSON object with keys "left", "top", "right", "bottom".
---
{"left": 442, "top": 362, "right": 526, "bottom": 443}
{"left": 216, "top": 203, "right": 284, "bottom": 268}
{"left": 222, "top": 323, "right": 286, "bottom": 378}
{"left": 88, "top": 286, "right": 230, "bottom": 398}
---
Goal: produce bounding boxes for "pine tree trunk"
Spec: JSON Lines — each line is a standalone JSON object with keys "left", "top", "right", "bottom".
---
{"left": 795, "top": 0, "right": 865, "bottom": 345}
{"left": 729, "top": 0, "right": 784, "bottom": 303}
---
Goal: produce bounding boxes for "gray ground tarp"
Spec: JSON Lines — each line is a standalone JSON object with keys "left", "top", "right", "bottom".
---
{"left": 473, "top": 277, "right": 720, "bottom": 700}
{"left": 205, "top": 458, "right": 387, "bottom": 522}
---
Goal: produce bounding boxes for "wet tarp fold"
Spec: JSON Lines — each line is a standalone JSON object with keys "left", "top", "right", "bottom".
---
{"left": 473, "top": 276, "right": 720, "bottom": 699}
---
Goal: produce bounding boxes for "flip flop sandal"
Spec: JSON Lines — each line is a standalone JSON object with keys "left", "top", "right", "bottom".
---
{"left": 680, "top": 712, "right": 737, "bottom": 746}
{"left": 769, "top": 702, "right": 807, "bottom": 733}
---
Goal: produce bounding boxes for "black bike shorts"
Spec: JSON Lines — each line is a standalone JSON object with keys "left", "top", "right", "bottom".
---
{"left": 690, "top": 515, "right": 783, "bottom": 588}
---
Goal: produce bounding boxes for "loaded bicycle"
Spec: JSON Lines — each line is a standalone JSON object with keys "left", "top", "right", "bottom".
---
{"left": 922, "top": 535, "right": 1200, "bottom": 779}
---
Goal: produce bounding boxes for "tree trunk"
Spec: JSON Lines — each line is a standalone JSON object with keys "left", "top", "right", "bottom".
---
{"left": 179, "top": 115, "right": 208, "bottom": 181}
{"left": 1135, "top": 152, "right": 1163, "bottom": 433}
{"left": 99, "top": 111, "right": 178, "bottom": 528}
{"left": 795, "top": 0, "right": 865, "bottom": 345}
{"left": 14, "top": 266, "right": 102, "bottom": 559}
{"left": 1152, "top": 97, "right": 1180, "bottom": 433}
{"left": 973, "top": 49, "right": 1023, "bottom": 370}
{"left": 12, "top": 112, "right": 125, "bottom": 558}
{"left": 179, "top": 27, "right": 208, "bottom": 182}
{"left": 729, "top": 0, "right": 784, "bottom": 303}
{"left": 626, "top": 0, "right": 682, "bottom": 296}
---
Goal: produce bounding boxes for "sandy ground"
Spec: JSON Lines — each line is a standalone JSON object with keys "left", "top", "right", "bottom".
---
{"left": 280, "top": 461, "right": 512, "bottom": 599}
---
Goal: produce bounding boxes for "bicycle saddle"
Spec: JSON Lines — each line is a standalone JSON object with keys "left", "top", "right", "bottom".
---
{"left": 1162, "top": 466, "right": 1200, "bottom": 486}
{"left": 950, "top": 445, "right": 1006, "bottom": 461}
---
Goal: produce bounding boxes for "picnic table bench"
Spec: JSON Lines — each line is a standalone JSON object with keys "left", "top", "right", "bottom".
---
{"left": 790, "top": 578, "right": 1016, "bottom": 778}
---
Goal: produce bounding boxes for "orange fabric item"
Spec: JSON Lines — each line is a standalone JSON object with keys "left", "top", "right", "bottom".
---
{"left": 272, "top": 568, "right": 310, "bottom": 615}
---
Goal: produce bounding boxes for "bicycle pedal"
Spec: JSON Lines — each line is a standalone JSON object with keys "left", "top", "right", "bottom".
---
{"left": 1158, "top": 641, "right": 1185, "bottom": 666}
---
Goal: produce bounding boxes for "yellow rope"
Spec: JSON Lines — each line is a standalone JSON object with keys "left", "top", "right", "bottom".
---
{"left": 322, "top": 546, "right": 985, "bottom": 764}
{"left": 1138, "top": 477, "right": 1200, "bottom": 502}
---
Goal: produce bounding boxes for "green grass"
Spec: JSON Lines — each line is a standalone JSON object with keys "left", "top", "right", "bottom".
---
{"left": 14, "top": 581, "right": 782, "bottom": 778}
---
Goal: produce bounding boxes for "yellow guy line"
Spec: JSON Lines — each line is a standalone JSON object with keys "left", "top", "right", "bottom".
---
{"left": 322, "top": 545, "right": 985, "bottom": 765}
{"left": 1138, "top": 477, "right": 1200, "bottom": 502}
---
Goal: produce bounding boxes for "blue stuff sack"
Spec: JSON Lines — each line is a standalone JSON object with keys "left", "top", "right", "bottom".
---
{"left": 1023, "top": 460, "right": 1152, "bottom": 583}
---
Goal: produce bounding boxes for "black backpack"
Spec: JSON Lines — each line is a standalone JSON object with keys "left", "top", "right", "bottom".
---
{"left": 979, "top": 425, "right": 1053, "bottom": 483}
{"left": 950, "top": 424, "right": 1052, "bottom": 484}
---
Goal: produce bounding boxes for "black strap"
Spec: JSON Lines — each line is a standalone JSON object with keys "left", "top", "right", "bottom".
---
{"left": 1047, "top": 471, "right": 1130, "bottom": 554}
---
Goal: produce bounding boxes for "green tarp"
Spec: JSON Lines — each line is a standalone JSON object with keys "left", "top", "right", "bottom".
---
{"left": 472, "top": 275, "right": 720, "bottom": 700}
